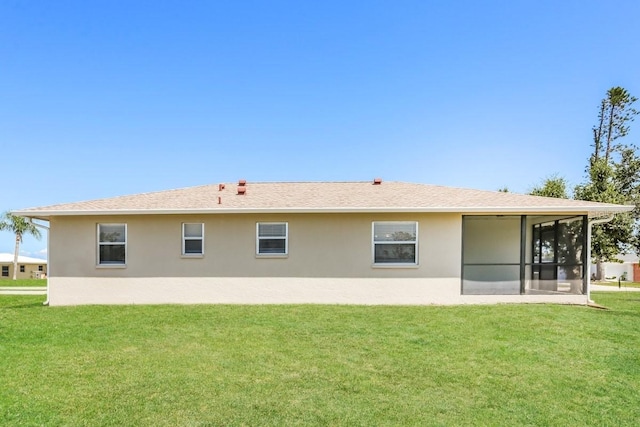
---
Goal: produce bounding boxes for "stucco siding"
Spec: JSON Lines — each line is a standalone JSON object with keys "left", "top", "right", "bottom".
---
{"left": 47, "top": 276, "right": 587, "bottom": 306}
{"left": 50, "top": 213, "right": 462, "bottom": 279}
{"left": 47, "top": 213, "right": 464, "bottom": 304}
{"left": 46, "top": 277, "right": 457, "bottom": 305}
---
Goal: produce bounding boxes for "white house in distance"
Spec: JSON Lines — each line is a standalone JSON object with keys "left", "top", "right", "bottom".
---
{"left": 0, "top": 253, "right": 47, "bottom": 280}
{"left": 12, "top": 179, "right": 633, "bottom": 306}
{"left": 591, "top": 253, "right": 639, "bottom": 282}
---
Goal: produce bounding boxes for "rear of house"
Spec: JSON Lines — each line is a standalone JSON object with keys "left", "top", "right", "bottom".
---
{"left": 13, "top": 180, "right": 632, "bottom": 306}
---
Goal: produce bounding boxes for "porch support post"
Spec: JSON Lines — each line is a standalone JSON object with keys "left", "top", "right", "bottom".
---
{"left": 586, "top": 219, "right": 593, "bottom": 302}
{"left": 520, "top": 215, "right": 526, "bottom": 294}
{"left": 582, "top": 215, "right": 588, "bottom": 296}
{"left": 460, "top": 215, "right": 466, "bottom": 295}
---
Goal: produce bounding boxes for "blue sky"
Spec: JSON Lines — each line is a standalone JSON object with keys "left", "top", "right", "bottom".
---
{"left": 1, "top": 0, "right": 639, "bottom": 258}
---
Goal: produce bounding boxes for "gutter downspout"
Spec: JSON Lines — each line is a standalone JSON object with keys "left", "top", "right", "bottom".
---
{"left": 587, "top": 214, "right": 615, "bottom": 303}
{"left": 31, "top": 221, "right": 50, "bottom": 306}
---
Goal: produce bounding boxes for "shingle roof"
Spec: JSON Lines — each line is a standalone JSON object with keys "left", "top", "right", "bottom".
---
{"left": 0, "top": 253, "right": 47, "bottom": 264}
{"left": 12, "top": 180, "right": 634, "bottom": 218}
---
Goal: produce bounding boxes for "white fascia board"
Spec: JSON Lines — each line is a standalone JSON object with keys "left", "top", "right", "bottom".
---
{"left": 11, "top": 204, "right": 634, "bottom": 218}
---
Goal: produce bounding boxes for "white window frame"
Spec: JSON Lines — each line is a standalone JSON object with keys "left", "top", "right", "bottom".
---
{"left": 372, "top": 221, "right": 419, "bottom": 266}
{"left": 256, "top": 222, "right": 288, "bottom": 256}
{"left": 97, "top": 223, "right": 127, "bottom": 267}
{"left": 182, "top": 223, "right": 204, "bottom": 256}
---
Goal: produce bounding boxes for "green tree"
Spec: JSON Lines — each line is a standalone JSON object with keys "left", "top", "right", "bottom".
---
{"left": 575, "top": 87, "right": 640, "bottom": 280}
{"left": 592, "top": 87, "right": 638, "bottom": 164}
{"left": 0, "top": 212, "right": 42, "bottom": 280}
{"left": 529, "top": 175, "right": 569, "bottom": 199}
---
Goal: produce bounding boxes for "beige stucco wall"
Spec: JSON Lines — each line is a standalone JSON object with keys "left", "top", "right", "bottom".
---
{"left": 48, "top": 213, "right": 463, "bottom": 305}
{"left": 0, "top": 262, "right": 47, "bottom": 280}
{"left": 47, "top": 276, "right": 587, "bottom": 306}
{"left": 50, "top": 213, "right": 461, "bottom": 278}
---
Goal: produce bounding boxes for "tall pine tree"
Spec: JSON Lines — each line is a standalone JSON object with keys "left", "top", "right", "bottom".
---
{"left": 574, "top": 87, "right": 639, "bottom": 280}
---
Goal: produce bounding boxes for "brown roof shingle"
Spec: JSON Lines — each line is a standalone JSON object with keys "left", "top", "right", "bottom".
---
{"left": 13, "top": 180, "right": 633, "bottom": 218}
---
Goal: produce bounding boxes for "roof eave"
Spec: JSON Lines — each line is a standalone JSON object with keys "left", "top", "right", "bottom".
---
{"left": 12, "top": 205, "right": 634, "bottom": 219}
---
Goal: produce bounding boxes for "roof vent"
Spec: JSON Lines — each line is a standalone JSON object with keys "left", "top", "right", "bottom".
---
{"left": 237, "top": 186, "right": 246, "bottom": 195}
{"left": 373, "top": 178, "right": 383, "bottom": 185}
{"left": 238, "top": 179, "right": 247, "bottom": 186}
{"left": 218, "top": 184, "right": 225, "bottom": 191}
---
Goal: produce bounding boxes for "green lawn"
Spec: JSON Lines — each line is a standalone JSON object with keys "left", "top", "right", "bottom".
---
{"left": 0, "top": 278, "right": 46, "bottom": 287}
{"left": 1, "top": 293, "right": 639, "bottom": 426}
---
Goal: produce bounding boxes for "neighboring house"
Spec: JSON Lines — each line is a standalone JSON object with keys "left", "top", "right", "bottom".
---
{"left": 12, "top": 180, "right": 633, "bottom": 306}
{"left": 590, "top": 254, "right": 639, "bottom": 281}
{"left": 0, "top": 253, "right": 47, "bottom": 280}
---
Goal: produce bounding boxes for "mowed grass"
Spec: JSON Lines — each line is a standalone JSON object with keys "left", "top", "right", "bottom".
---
{"left": 0, "top": 278, "right": 46, "bottom": 287}
{"left": 1, "top": 293, "right": 639, "bottom": 426}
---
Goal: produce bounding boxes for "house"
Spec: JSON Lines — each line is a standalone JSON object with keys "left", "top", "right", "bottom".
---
{"left": 0, "top": 253, "right": 47, "bottom": 280}
{"left": 590, "top": 254, "right": 639, "bottom": 282}
{"left": 12, "top": 180, "right": 633, "bottom": 306}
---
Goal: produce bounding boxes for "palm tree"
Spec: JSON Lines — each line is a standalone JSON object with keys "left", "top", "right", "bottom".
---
{"left": 0, "top": 212, "right": 42, "bottom": 280}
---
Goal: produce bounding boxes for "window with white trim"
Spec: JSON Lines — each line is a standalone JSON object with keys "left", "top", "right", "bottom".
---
{"left": 98, "top": 224, "right": 127, "bottom": 265}
{"left": 372, "top": 222, "right": 418, "bottom": 264}
{"left": 257, "top": 222, "right": 288, "bottom": 255}
{"left": 182, "top": 223, "right": 204, "bottom": 255}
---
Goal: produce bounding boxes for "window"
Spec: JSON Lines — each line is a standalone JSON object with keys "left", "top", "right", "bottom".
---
{"left": 372, "top": 222, "right": 418, "bottom": 264}
{"left": 1, "top": 266, "right": 8, "bottom": 277}
{"left": 98, "top": 224, "right": 127, "bottom": 265}
{"left": 38, "top": 265, "right": 44, "bottom": 272}
{"left": 182, "top": 223, "right": 204, "bottom": 255}
{"left": 20, "top": 265, "right": 25, "bottom": 273}
{"left": 257, "top": 222, "right": 288, "bottom": 255}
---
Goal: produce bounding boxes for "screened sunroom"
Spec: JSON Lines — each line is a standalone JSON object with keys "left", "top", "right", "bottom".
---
{"left": 461, "top": 215, "right": 587, "bottom": 295}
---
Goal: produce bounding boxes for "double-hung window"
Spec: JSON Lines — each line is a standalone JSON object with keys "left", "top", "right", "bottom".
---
{"left": 1, "top": 266, "right": 8, "bottom": 277}
{"left": 372, "top": 221, "right": 418, "bottom": 265}
{"left": 182, "top": 223, "right": 204, "bottom": 255}
{"left": 257, "top": 222, "right": 288, "bottom": 255}
{"left": 98, "top": 224, "right": 127, "bottom": 265}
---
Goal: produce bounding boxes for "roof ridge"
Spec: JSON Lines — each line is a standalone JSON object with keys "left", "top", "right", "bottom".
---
{"left": 235, "top": 180, "right": 386, "bottom": 184}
